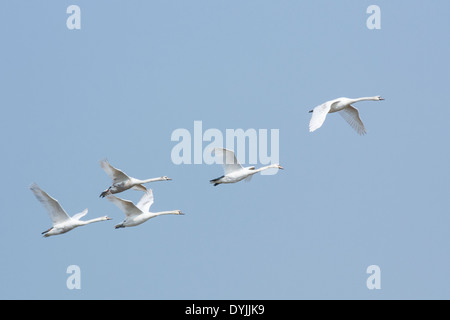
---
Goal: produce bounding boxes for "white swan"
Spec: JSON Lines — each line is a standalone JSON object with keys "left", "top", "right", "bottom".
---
{"left": 210, "top": 148, "right": 283, "bottom": 186}
{"left": 309, "top": 96, "right": 384, "bottom": 135}
{"left": 99, "top": 159, "right": 172, "bottom": 198}
{"left": 30, "top": 183, "right": 111, "bottom": 237}
{"left": 106, "top": 189, "right": 184, "bottom": 229}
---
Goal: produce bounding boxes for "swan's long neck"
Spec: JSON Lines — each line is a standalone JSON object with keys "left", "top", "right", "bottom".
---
{"left": 253, "top": 164, "right": 280, "bottom": 173}
{"left": 349, "top": 96, "right": 379, "bottom": 104}
{"left": 79, "top": 217, "right": 108, "bottom": 225}
{"left": 151, "top": 210, "right": 182, "bottom": 218}
{"left": 135, "top": 177, "right": 165, "bottom": 184}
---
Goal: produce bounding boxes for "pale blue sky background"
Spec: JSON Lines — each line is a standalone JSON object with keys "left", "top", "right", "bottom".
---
{"left": 0, "top": 1, "right": 449, "bottom": 299}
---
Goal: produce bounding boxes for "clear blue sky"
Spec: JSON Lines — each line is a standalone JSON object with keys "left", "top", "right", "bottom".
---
{"left": 0, "top": 0, "right": 449, "bottom": 299}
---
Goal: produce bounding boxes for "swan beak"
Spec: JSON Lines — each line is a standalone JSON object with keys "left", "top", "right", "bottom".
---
{"left": 167, "top": 178, "right": 172, "bottom": 181}
{"left": 379, "top": 97, "right": 385, "bottom": 101}
{"left": 106, "top": 216, "right": 112, "bottom": 220}
{"left": 278, "top": 165, "right": 284, "bottom": 170}
{"left": 179, "top": 211, "right": 185, "bottom": 215}
{"left": 308, "top": 110, "right": 313, "bottom": 113}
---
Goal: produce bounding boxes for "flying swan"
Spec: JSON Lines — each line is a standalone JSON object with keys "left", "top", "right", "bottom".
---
{"left": 99, "top": 159, "right": 172, "bottom": 198}
{"left": 30, "top": 183, "right": 111, "bottom": 237}
{"left": 210, "top": 148, "right": 283, "bottom": 186}
{"left": 308, "top": 96, "right": 384, "bottom": 135}
{"left": 106, "top": 189, "right": 184, "bottom": 229}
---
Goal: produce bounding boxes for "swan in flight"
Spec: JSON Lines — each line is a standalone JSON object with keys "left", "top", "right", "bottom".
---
{"left": 30, "top": 183, "right": 111, "bottom": 237}
{"left": 106, "top": 189, "right": 184, "bottom": 229}
{"left": 308, "top": 96, "right": 384, "bottom": 135}
{"left": 210, "top": 148, "right": 283, "bottom": 186}
{"left": 99, "top": 159, "right": 172, "bottom": 198}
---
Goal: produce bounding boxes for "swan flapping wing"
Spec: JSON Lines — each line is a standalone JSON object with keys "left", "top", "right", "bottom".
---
{"left": 213, "top": 148, "right": 243, "bottom": 175}
{"left": 132, "top": 184, "right": 147, "bottom": 192}
{"left": 136, "top": 189, "right": 154, "bottom": 213}
{"left": 309, "top": 102, "right": 332, "bottom": 132}
{"left": 100, "top": 159, "right": 131, "bottom": 184}
{"left": 71, "top": 208, "right": 88, "bottom": 221}
{"left": 106, "top": 194, "right": 142, "bottom": 218}
{"left": 30, "top": 183, "right": 71, "bottom": 225}
{"left": 339, "top": 105, "right": 367, "bottom": 135}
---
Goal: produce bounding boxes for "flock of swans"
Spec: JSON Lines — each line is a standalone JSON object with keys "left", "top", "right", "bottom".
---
{"left": 30, "top": 96, "right": 384, "bottom": 237}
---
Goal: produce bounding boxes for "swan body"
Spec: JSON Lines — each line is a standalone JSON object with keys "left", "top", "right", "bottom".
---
{"left": 99, "top": 159, "right": 171, "bottom": 198}
{"left": 210, "top": 148, "right": 283, "bottom": 186}
{"left": 30, "top": 183, "right": 111, "bottom": 237}
{"left": 106, "top": 189, "right": 183, "bottom": 229}
{"left": 309, "top": 96, "right": 384, "bottom": 135}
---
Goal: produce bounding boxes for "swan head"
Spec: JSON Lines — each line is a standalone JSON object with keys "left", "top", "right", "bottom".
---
{"left": 103, "top": 216, "right": 112, "bottom": 221}
{"left": 277, "top": 164, "right": 284, "bottom": 170}
{"left": 162, "top": 176, "right": 172, "bottom": 181}
{"left": 248, "top": 166, "right": 256, "bottom": 170}
{"left": 175, "top": 210, "right": 184, "bottom": 215}
{"left": 375, "top": 96, "right": 384, "bottom": 101}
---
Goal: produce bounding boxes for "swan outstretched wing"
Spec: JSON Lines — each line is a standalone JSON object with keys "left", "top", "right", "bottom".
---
{"left": 106, "top": 195, "right": 142, "bottom": 218}
{"left": 100, "top": 159, "right": 131, "bottom": 183}
{"left": 339, "top": 105, "right": 367, "bottom": 135}
{"left": 309, "top": 102, "right": 332, "bottom": 132}
{"left": 30, "top": 183, "right": 71, "bottom": 225}
{"left": 213, "top": 148, "right": 243, "bottom": 175}
{"left": 136, "top": 189, "right": 154, "bottom": 213}
{"left": 132, "top": 184, "right": 147, "bottom": 192}
{"left": 72, "top": 208, "right": 88, "bottom": 221}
